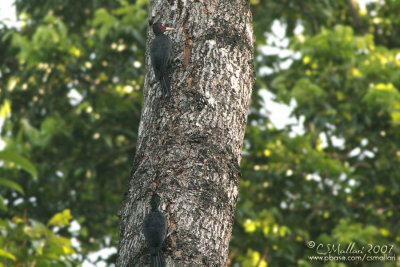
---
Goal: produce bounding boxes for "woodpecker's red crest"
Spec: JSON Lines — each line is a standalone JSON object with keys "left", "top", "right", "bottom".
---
{"left": 157, "top": 23, "right": 166, "bottom": 32}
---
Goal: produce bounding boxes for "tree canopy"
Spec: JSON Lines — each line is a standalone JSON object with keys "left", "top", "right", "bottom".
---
{"left": 0, "top": 0, "right": 399, "bottom": 266}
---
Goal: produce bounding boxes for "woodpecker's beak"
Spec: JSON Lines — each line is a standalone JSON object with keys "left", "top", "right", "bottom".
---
{"left": 165, "top": 27, "right": 175, "bottom": 31}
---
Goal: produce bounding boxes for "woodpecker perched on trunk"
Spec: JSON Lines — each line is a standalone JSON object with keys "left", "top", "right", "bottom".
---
{"left": 143, "top": 194, "right": 167, "bottom": 267}
{"left": 150, "top": 22, "right": 174, "bottom": 99}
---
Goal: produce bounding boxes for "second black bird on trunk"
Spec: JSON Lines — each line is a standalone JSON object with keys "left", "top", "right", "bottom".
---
{"left": 150, "top": 22, "right": 174, "bottom": 99}
{"left": 143, "top": 194, "right": 167, "bottom": 267}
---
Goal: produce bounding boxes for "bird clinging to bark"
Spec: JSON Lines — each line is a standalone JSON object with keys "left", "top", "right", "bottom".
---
{"left": 143, "top": 194, "right": 167, "bottom": 267}
{"left": 150, "top": 21, "right": 174, "bottom": 99}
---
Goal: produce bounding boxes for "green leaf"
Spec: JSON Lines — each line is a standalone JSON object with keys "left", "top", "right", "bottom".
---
{"left": 291, "top": 78, "right": 326, "bottom": 106}
{"left": 0, "top": 151, "right": 38, "bottom": 179}
{"left": 93, "top": 8, "right": 118, "bottom": 40}
{"left": 0, "top": 195, "right": 7, "bottom": 211}
{"left": 0, "top": 178, "right": 24, "bottom": 194}
{"left": 0, "top": 249, "right": 16, "bottom": 261}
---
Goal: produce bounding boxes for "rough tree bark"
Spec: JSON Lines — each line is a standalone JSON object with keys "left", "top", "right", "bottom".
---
{"left": 117, "top": 0, "right": 254, "bottom": 266}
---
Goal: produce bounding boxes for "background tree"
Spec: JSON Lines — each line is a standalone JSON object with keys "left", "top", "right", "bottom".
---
{"left": 0, "top": 0, "right": 399, "bottom": 266}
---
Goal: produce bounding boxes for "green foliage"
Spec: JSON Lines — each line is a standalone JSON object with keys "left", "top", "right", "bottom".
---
{"left": 0, "top": 213, "right": 77, "bottom": 266}
{"left": 363, "top": 83, "right": 400, "bottom": 124}
{"left": 231, "top": 1, "right": 400, "bottom": 266}
{"left": 1, "top": 0, "right": 148, "bottom": 265}
{"left": 0, "top": 146, "right": 37, "bottom": 213}
{"left": 1, "top": 0, "right": 400, "bottom": 266}
{"left": 319, "top": 219, "right": 381, "bottom": 244}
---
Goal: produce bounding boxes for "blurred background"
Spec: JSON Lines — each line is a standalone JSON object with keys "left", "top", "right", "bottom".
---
{"left": 0, "top": 0, "right": 399, "bottom": 266}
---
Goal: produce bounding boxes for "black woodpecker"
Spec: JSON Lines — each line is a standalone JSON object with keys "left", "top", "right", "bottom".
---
{"left": 150, "top": 22, "right": 174, "bottom": 99}
{"left": 143, "top": 194, "right": 167, "bottom": 267}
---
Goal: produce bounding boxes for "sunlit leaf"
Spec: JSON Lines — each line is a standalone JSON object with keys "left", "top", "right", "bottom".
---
{"left": 0, "top": 100, "right": 11, "bottom": 119}
{"left": 48, "top": 209, "right": 72, "bottom": 227}
{"left": 0, "top": 249, "right": 16, "bottom": 261}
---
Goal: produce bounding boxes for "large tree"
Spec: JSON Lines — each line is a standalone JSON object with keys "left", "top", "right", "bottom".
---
{"left": 117, "top": 0, "right": 254, "bottom": 266}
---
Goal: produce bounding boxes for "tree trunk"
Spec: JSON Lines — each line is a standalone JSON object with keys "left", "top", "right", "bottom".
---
{"left": 117, "top": 0, "right": 254, "bottom": 266}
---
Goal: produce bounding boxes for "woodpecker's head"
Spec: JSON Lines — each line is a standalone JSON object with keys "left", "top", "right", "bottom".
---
{"left": 150, "top": 194, "right": 161, "bottom": 211}
{"left": 152, "top": 22, "right": 174, "bottom": 35}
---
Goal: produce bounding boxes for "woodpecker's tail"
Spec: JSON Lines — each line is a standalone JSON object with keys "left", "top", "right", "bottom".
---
{"left": 159, "top": 72, "right": 170, "bottom": 99}
{"left": 151, "top": 248, "right": 165, "bottom": 267}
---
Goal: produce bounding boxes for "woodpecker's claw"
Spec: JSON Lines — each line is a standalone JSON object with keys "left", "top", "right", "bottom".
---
{"left": 174, "top": 57, "right": 183, "bottom": 64}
